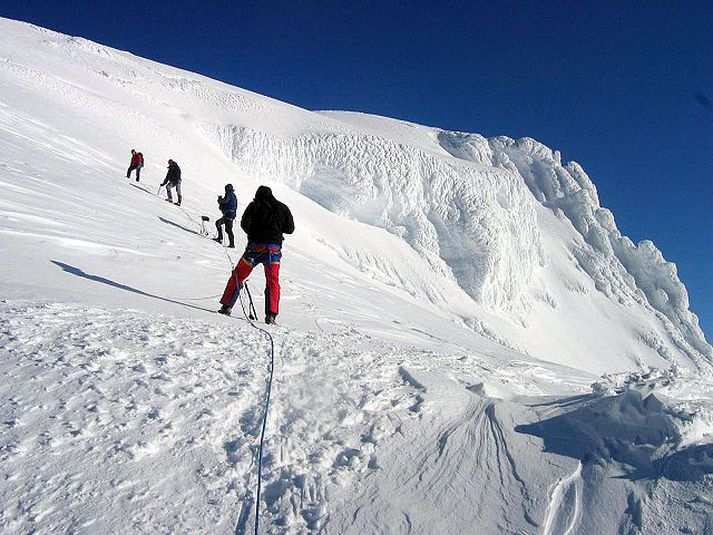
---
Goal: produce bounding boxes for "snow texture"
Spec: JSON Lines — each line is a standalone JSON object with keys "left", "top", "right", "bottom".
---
{"left": 0, "top": 17, "right": 712, "bottom": 534}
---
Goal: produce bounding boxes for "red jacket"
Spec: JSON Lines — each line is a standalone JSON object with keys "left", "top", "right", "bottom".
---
{"left": 131, "top": 152, "right": 144, "bottom": 166}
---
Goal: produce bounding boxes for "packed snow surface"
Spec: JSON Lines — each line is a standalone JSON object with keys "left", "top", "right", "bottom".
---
{"left": 0, "top": 17, "right": 712, "bottom": 534}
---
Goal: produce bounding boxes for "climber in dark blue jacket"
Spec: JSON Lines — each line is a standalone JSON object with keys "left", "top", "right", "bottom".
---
{"left": 214, "top": 183, "right": 238, "bottom": 248}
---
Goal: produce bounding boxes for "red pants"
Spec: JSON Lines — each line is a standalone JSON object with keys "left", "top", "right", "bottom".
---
{"left": 220, "top": 244, "right": 282, "bottom": 315}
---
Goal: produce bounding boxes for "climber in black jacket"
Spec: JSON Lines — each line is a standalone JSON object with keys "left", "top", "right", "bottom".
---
{"left": 218, "top": 185, "right": 294, "bottom": 324}
{"left": 161, "top": 159, "right": 182, "bottom": 205}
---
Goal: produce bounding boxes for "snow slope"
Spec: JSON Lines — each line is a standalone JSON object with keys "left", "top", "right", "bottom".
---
{"left": 1, "top": 18, "right": 712, "bottom": 534}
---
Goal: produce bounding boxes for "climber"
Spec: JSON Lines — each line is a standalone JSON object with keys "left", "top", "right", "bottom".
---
{"left": 161, "top": 159, "right": 182, "bottom": 205}
{"left": 214, "top": 183, "right": 238, "bottom": 248}
{"left": 126, "top": 149, "right": 144, "bottom": 181}
{"left": 218, "top": 185, "right": 294, "bottom": 324}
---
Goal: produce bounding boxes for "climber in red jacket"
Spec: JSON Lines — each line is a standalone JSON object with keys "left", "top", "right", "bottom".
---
{"left": 126, "top": 149, "right": 144, "bottom": 181}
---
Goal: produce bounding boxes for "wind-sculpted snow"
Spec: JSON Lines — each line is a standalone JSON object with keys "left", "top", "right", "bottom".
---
{"left": 207, "top": 125, "right": 546, "bottom": 313}
{"left": 486, "top": 136, "right": 711, "bottom": 367}
{"left": 328, "top": 368, "right": 713, "bottom": 534}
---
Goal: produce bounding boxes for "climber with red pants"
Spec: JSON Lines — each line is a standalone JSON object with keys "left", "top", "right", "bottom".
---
{"left": 218, "top": 185, "right": 294, "bottom": 324}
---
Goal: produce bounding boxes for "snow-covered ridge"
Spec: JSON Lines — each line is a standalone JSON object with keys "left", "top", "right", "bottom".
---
{"left": 0, "top": 16, "right": 710, "bottom": 373}
{"left": 2, "top": 17, "right": 713, "bottom": 534}
{"left": 489, "top": 135, "right": 709, "bottom": 356}
{"left": 206, "top": 117, "right": 711, "bottom": 369}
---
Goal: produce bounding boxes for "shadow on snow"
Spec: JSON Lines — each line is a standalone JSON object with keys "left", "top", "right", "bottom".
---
{"left": 515, "top": 390, "right": 713, "bottom": 482}
{"left": 158, "top": 215, "right": 202, "bottom": 236}
{"left": 51, "top": 260, "right": 227, "bottom": 317}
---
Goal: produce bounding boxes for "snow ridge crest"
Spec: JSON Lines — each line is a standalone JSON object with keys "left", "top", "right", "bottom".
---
{"left": 0, "top": 15, "right": 709, "bottom": 371}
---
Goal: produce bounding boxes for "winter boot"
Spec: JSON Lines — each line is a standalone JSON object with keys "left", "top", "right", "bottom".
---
{"left": 213, "top": 237, "right": 222, "bottom": 243}
{"left": 218, "top": 305, "right": 232, "bottom": 316}
{"left": 265, "top": 313, "right": 277, "bottom": 325}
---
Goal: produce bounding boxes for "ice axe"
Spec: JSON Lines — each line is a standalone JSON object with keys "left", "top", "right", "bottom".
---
{"left": 156, "top": 184, "right": 163, "bottom": 195}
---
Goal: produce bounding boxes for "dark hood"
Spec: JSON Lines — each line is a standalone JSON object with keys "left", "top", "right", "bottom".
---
{"left": 255, "top": 185, "right": 275, "bottom": 203}
{"left": 225, "top": 183, "right": 234, "bottom": 192}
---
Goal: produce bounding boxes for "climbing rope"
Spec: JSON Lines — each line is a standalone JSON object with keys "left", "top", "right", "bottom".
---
{"left": 152, "top": 186, "right": 277, "bottom": 533}
{"left": 165, "top": 293, "right": 222, "bottom": 301}
{"left": 222, "top": 244, "right": 276, "bottom": 535}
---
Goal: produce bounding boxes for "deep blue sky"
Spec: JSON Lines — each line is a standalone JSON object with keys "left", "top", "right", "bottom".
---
{"left": 2, "top": 1, "right": 711, "bottom": 337}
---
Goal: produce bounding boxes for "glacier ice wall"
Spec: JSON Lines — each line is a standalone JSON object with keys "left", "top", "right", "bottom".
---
{"left": 205, "top": 123, "right": 710, "bottom": 366}
{"left": 205, "top": 125, "right": 547, "bottom": 313}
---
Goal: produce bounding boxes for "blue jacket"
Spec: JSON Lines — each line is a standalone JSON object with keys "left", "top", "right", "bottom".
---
{"left": 218, "top": 186, "right": 238, "bottom": 218}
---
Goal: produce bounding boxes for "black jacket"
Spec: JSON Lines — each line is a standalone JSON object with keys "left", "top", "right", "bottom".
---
{"left": 162, "top": 161, "right": 181, "bottom": 186}
{"left": 241, "top": 186, "right": 294, "bottom": 245}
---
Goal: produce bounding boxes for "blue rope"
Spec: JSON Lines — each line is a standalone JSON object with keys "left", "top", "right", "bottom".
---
{"left": 225, "top": 247, "right": 275, "bottom": 535}
{"left": 251, "top": 319, "right": 275, "bottom": 535}
{"left": 172, "top": 195, "right": 276, "bottom": 534}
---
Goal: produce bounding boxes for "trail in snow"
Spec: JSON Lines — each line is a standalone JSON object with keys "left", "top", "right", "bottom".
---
{"left": 0, "top": 302, "right": 266, "bottom": 533}
{"left": 542, "top": 462, "right": 583, "bottom": 535}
